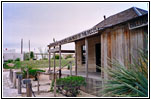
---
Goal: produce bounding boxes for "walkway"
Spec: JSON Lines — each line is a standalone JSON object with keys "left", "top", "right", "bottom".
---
{"left": 3, "top": 70, "right": 21, "bottom": 97}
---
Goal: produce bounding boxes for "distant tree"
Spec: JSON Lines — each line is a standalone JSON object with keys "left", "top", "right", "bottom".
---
{"left": 38, "top": 48, "right": 44, "bottom": 59}
{"left": 38, "top": 47, "right": 48, "bottom": 60}
{"left": 30, "top": 51, "right": 34, "bottom": 59}
{"left": 52, "top": 54, "right": 62, "bottom": 59}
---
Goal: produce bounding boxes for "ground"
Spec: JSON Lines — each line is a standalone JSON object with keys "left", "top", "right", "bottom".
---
{"left": 3, "top": 69, "right": 96, "bottom": 97}
{"left": 3, "top": 70, "right": 20, "bottom": 97}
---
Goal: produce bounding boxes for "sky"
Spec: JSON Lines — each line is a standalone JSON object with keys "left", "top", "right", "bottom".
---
{"left": 3, "top": 2, "right": 148, "bottom": 53}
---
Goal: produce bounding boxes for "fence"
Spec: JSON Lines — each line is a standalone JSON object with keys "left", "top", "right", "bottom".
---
{"left": 8, "top": 61, "right": 73, "bottom": 97}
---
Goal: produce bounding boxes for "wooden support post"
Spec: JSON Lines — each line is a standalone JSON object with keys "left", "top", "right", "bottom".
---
{"left": 9, "top": 69, "right": 12, "bottom": 81}
{"left": 27, "top": 68, "right": 29, "bottom": 79}
{"left": 13, "top": 72, "right": 17, "bottom": 88}
{"left": 37, "top": 72, "right": 40, "bottom": 94}
{"left": 59, "top": 45, "right": 61, "bottom": 78}
{"left": 75, "top": 42, "right": 77, "bottom": 75}
{"left": 18, "top": 74, "right": 22, "bottom": 94}
{"left": 26, "top": 83, "right": 32, "bottom": 97}
{"left": 85, "top": 38, "right": 88, "bottom": 78}
{"left": 48, "top": 47, "right": 51, "bottom": 72}
{"left": 53, "top": 46, "right": 56, "bottom": 97}
{"left": 11, "top": 70, "right": 13, "bottom": 83}
{"left": 70, "top": 61, "right": 72, "bottom": 76}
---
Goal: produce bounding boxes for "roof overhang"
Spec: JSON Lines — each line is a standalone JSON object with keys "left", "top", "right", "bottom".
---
{"left": 48, "top": 13, "right": 148, "bottom": 48}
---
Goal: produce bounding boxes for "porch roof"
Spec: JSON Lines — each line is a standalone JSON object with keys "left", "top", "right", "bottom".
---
{"left": 48, "top": 7, "right": 148, "bottom": 47}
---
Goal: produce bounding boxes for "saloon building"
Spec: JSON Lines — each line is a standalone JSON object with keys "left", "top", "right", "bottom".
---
{"left": 48, "top": 7, "right": 148, "bottom": 96}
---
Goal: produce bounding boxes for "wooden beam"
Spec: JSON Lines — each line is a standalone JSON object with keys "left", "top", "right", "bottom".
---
{"left": 48, "top": 27, "right": 98, "bottom": 47}
{"left": 53, "top": 39, "right": 56, "bottom": 97}
{"left": 59, "top": 45, "right": 61, "bottom": 78}
{"left": 75, "top": 42, "right": 77, "bottom": 75}
{"left": 48, "top": 47, "right": 51, "bottom": 72}
{"left": 55, "top": 50, "right": 75, "bottom": 53}
{"left": 49, "top": 48, "right": 59, "bottom": 53}
{"left": 85, "top": 38, "right": 88, "bottom": 78}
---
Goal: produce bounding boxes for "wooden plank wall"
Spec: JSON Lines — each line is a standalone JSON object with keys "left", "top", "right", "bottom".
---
{"left": 101, "top": 23, "right": 145, "bottom": 80}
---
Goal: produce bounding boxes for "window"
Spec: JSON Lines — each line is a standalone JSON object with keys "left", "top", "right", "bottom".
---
{"left": 81, "top": 45, "right": 86, "bottom": 64}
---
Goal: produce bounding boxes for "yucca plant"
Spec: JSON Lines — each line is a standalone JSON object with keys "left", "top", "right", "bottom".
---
{"left": 102, "top": 49, "right": 148, "bottom": 97}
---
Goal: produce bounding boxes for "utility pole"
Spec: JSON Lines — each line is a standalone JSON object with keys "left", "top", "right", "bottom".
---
{"left": 29, "top": 40, "right": 30, "bottom": 59}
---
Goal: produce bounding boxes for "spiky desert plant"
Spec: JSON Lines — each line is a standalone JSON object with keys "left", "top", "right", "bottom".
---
{"left": 102, "top": 49, "right": 148, "bottom": 97}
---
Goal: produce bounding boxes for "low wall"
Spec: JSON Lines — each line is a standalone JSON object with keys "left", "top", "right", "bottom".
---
{"left": 3, "top": 53, "right": 24, "bottom": 61}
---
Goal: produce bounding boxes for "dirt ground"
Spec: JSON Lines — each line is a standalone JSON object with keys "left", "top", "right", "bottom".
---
{"left": 3, "top": 68, "right": 96, "bottom": 97}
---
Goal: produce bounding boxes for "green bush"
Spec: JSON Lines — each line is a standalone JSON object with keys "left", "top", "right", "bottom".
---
{"left": 52, "top": 54, "right": 62, "bottom": 59}
{"left": 3, "top": 62, "right": 10, "bottom": 69}
{"left": 102, "top": 49, "right": 148, "bottom": 97}
{"left": 15, "top": 58, "right": 20, "bottom": 61}
{"left": 22, "top": 66, "right": 45, "bottom": 80}
{"left": 7, "top": 59, "right": 13, "bottom": 63}
{"left": 3, "top": 61, "right": 21, "bottom": 69}
{"left": 51, "top": 76, "right": 86, "bottom": 97}
{"left": 30, "top": 51, "right": 34, "bottom": 59}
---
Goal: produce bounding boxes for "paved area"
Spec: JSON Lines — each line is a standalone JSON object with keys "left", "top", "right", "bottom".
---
{"left": 3, "top": 71, "right": 21, "bottom": 97}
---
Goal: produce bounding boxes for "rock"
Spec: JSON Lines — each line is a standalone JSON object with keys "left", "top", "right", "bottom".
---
{"left": 7, "top": 63, "right": 15, "bottom": 67}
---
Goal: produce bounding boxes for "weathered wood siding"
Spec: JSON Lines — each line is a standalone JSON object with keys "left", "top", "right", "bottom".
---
{"left": 101, "top": 23, "right": 146, "bottom": 79}
{"left": 76, "top": 35, "right": 100, "bottom": 72}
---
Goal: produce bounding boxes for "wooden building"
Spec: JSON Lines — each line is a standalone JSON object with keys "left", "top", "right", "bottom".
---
{"left": 48, "top": 7, "right": 148, "bottom": 96}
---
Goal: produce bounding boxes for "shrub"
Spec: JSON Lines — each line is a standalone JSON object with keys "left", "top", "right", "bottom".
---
{"left": 52, "top": 54, "right": 62, "bottom": 59}
{"left": 22, "top": 66, "right": 45, "bottom": 80}
{"left": 51, "top": 76, "right": 86, "bottom": 97}
{"left": 3, "top": 62, "right": 10, "bottom": 69}
{"left": 7, "top": 59, "right": 13, "bottom": 63}
{"left": 102, "top": 49, "right": 148, "bottom": 97}
{"left": 15, "top": 58, "right": 20, "bottom": 61}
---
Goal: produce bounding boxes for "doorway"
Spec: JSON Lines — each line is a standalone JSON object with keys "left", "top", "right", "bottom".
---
{"left": 95, "top": 43, "right": 101, "bottom": 72}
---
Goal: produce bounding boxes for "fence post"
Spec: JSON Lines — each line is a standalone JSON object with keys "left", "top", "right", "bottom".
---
{"left": 27, "top": 82, "right": 32, "bottom": 97}
{"left": 70, "top": 61, "right": 72, "bottom": 76}
{"left": 37, "top": 71, "right": 40, "bottom": 95}
{"left": 13, "top": 72, "right": 17, "bottom": 88}
{"left": 10, "top": 69, "right": 13, "bottom": 83}
{"left": 18, "top": 74, "right": 22, "bottom": 94}
{"left": 9, "top": 69, "right": 11, "bottom": 80}
{"left": 27, "top": 68, "right": 29, "bottom": 79}
{"left": 23, "top": 79, "right": 32, "bottom": 97}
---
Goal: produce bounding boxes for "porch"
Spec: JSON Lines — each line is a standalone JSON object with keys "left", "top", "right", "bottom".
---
{"left": 60, "top": 70, "right": 101, "bottom": 81}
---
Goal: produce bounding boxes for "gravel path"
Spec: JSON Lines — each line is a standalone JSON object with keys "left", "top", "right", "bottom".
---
{"left": 3, "top": 71, "right": 21, "bottom": 97}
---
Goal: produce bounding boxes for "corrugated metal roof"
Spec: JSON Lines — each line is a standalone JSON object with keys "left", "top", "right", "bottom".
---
{"left": 48, "top": 7, "right": 148, "bottom": 47}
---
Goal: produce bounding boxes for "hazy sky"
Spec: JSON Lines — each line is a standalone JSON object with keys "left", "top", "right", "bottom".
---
{"left": 3, "top": 2, "right": 148, "bottom": 53}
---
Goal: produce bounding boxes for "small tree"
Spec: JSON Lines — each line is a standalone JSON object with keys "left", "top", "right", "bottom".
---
{"left": 52, "top": 54, "right": 62, "bottom": 59}
{"left": 30, "top": 51, "right": 34, "bottom": 59}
